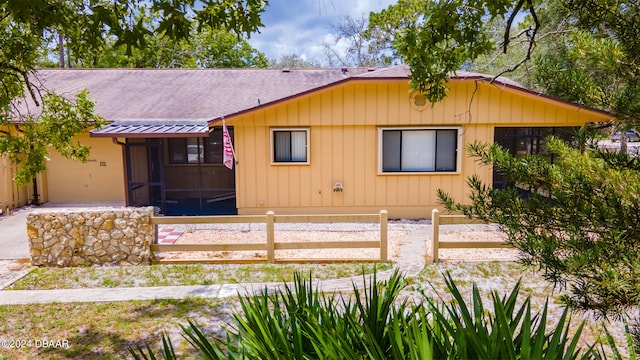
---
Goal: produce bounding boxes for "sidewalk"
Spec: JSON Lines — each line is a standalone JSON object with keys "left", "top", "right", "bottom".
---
{"left": 0, "top": 229, "right": 429, "bottom": 305}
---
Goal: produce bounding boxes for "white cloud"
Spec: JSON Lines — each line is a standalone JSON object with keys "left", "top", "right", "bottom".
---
{"left": 248, "top": 0, "right": 396, "bottom": 65}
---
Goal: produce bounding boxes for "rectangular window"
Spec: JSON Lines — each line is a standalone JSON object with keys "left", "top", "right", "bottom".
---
{"left": 272, "top": 129, "right": 309, "bottom": 164}
{"left": 167, "top": 128, "right": 233, "bottom": 165}
{"left": 380, "top": 128, "right": 459, "bottom": 173}
{"left": 167, "top": 138, "right": 204, "bottom": 164}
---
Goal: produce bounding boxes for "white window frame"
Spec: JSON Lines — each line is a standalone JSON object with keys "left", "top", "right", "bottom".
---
{"left": 270, "top": 128, "right": 310, "bottom": 165}
{"left": 377, "top": 127, "right": 462, "bottom": 174}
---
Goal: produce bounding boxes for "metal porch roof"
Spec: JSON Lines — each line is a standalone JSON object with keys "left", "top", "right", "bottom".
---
{"left": 90, "top": 120, "right": 210, "bottom": 138}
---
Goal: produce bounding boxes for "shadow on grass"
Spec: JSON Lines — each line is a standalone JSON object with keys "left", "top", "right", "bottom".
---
{"left": 0, "top": 298, "right": 228, "bottom": 359}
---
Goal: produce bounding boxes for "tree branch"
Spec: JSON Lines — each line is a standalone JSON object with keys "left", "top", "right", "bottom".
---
{"left": 0, "top": 62, "right": 41, "bottom": 107}
{"left": 456, "top": 79, "right": 483, "bottom": 129}
{"left": 21, "top": 71, "right": 40, "bottom": 107}
{"left": 322, "top": 42, "right": 349, "bottom": 67}
{"left": 494, "top": 0, "right": 539, "bottom": 79}
{"left": 502, "top": 0, "right": 526, "bottom": 53}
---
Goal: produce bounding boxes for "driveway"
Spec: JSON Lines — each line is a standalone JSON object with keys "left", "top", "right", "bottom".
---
{"left": 0, "top": 206, "right": 32, "bottom": 259}
{"left": 0, "top": 202, "right": 125, "bottom": 260}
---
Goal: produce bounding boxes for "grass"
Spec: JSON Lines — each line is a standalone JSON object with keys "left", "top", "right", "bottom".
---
{"left": 0, "top": 261, "right": 630, "bottom": 359}
{"left": 412, "top": 261, "right": 633, "bottom": 359}
{"left": 0, "top": 298, "right": 222, "bottom": 359}
{"left": 9, "top": 262, "right": 393, "bottom": 290}
{"left": 412, "top": 262, "right": 557, "bottom": 311}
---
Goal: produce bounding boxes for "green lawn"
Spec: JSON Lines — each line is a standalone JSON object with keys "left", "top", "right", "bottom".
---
{"left": 9, "top": 262, "right": 392, "bottom": 290}
{"left": 0, "top": 261, "right": 628, "bottom": 359}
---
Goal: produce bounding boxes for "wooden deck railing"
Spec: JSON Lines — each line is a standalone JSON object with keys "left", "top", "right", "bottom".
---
{"left": 430, "top": 209, "right": 511, "bottom": 262}
{"left": 150, "top": 210, "right": 388, "bottom": 264}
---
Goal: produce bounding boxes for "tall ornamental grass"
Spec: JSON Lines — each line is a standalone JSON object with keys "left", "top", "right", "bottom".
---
{"left": 131, "top": 269, "right": 632, "bottom": 359}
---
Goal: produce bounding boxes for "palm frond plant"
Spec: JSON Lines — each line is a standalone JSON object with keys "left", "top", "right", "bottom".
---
{"left": 420, "top": 272, "right": 599, "bottom": 359}
{"left": 130, "top": 269, "right": 615, "bottom": 360}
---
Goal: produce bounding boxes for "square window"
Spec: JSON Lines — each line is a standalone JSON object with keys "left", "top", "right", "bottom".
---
{"left": 168, "top": 138, "right": 187, "bottom": 164}
{"left": 380, "top": 128, "right": 459, "bottom": 173}
{"left": 272, "top": 129, "right": 309, "bottom": 164}
{"left": 203, "top": 127, "right": 233, "bottom": 164}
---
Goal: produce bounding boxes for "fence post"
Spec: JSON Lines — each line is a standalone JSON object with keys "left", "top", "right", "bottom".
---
{"left": 431, "top": 208, "right": 440, "bottom": 263}
{"left": 379, "top": 210, "right": 388, "bottom": 262}
{"left": 266, "top": 211, "right": 275, "bottom": 263}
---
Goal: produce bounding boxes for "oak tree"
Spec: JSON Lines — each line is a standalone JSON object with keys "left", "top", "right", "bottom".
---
{"left": 371, "top": 0, "right": 640, "bottom": 320}
{"left": 1, "top": 0, "right": 267, "bottom": 186}
{"left": 322, "top": 15, "right": 396, "bottom": 68}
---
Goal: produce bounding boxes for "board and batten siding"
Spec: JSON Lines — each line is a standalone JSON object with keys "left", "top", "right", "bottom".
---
{"left": 229, "top": 79, "right": 609, "bottom": 219}
{"left": 0, "top": 155, "right": 31, "bottom": 211}
{"left": 0, "top": 125, "right": 41, "bottom": 210}
{"left": 46, "top": 133, "right": 126, "bottom": 203}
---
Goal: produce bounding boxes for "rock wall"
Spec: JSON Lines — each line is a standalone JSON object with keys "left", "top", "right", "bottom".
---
{"left": 27, "top": 207, "right": 154, "bottom": 267}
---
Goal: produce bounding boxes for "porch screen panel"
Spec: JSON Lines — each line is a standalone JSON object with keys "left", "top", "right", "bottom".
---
{"left": 129, "top": 145, "right": 149, "bottom": 184}
{"left": 126, "top": 139, "right": 163, "bottom": 209}
{"left": 401, "top": 130, "right": 435, "bottom": 171}
{"left": 435, "top": 130, "right": 457, "bottom": 171}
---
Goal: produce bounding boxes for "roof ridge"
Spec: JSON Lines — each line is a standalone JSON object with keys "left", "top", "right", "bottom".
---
{"left": 33, "top": 67, "right": 372, "bottom": 72}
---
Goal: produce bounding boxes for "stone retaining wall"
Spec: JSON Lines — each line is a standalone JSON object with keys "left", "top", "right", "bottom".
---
{"left": 27, "top": 207, "right": 154, "bottom": 267}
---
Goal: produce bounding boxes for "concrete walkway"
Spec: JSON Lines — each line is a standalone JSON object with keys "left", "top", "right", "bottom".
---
{"left": 0, "top": 206, "right": 32, "bottom": 260}
{"left": 0, "top": 202, "right": 501, "bottom": 306}
{"left": 0, "top": 230, "right": 428, "bottom": 305}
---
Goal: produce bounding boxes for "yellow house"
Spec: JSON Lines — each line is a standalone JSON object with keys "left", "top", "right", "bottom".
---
{"left": 0, "top": 156, "right": 30, "bottom": 212}
{"left": 9, "top": 66, "right": 612, "bottom": 218}
{"left": 0, "top": 124, "right": 41, "bottom": 212}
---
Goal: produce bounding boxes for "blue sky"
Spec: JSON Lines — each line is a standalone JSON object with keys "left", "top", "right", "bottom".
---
{"left": 247, "top": 0, "right": 397, "bottom": 64}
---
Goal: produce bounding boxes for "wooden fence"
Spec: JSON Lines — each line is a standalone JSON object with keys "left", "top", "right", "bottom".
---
{"left": 150, "top": 210, "right": 388, "bottom": 264}
{"left": 430, "top": 209, "right": 511, "bottom": 262}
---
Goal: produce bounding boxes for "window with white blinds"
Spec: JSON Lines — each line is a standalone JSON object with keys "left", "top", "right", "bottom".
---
{"left": 272, "top": 129, "right": 309, "bottom": 164}
{"left": 380, "top": 128, "right": 459, "bottom": 173}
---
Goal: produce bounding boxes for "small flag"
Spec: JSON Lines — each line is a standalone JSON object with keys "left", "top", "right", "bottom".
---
{"left": 222, "top": 119, "right": 234, "bottom": 170}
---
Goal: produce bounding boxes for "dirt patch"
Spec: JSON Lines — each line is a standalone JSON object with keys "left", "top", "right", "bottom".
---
{"left": 433, "top": 230, "right": 519, "bottom": 262}
{"left": 154, "top": 229, "right": 408, "bottom": 262}
{"left": 0, "top": 259, "right": 32, "bottom": 289}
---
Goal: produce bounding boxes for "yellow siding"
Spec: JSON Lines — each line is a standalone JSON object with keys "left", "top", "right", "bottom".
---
{"left": 0, "top": 125, "right": 40, "bottom": 210}
{"left": 230, "top": 80, "right": 611, "bottom": 219}
{"left": 0, "top": 156, "right": 30, "bottom": 211}
{"left": 46, "top": 133, "right": 125, "bottom": 202}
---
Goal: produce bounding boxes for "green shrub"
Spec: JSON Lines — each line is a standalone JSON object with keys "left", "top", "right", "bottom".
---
{"left": 130, "top": 269, "right": 620, "bottom": 359}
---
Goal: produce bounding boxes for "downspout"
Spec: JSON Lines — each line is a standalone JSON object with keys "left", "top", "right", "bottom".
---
{"left": 31, "top": 177, "right": 39, "bottom": 205}
{"left": 112, "top": 137, "right": 126, "bottom": 146}
{"left": 29, "top": 141, "right": 40, "bottom": 204}
{"left": 112, "top": 137, "right": 128, "bottom": 205}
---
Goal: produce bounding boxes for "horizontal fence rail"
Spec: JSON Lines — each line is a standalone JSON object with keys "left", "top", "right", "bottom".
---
{"left": 431, "top": 209, "right": 511, "bottom": 262}
{"left": 150, "top": 210, "right": 388, "bottom": 264}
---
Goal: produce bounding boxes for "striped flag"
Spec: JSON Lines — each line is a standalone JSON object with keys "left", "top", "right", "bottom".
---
{"left": 222, "top": 119, "right": 234, "bottom": 170}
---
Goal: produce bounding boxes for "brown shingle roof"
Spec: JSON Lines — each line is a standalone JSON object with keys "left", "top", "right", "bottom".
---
{"left": 355, "top": 64, "right": 526, "bottom": 88}
{"left": 15, "top": 65, "right": 609, "bottom": 132}
{"left": 20, "top": 67, "right": 371, "bottom": 123}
